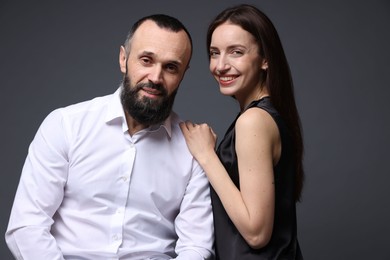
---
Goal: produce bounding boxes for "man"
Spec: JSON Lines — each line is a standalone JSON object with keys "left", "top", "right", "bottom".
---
{"left": 5, "top": 14, "right": 214, "bottom": 259}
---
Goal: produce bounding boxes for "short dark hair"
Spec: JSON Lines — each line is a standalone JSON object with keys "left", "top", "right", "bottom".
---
{"left": 123, "top": 14, "right": 193, "bottom": 59}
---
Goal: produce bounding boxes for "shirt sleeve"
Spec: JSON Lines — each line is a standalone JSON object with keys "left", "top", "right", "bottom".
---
{"left": 174, "top": 161, "right": 215, "bottom": 260}
{"left": 5, "top": 109, "right": 69, "bottom": 260}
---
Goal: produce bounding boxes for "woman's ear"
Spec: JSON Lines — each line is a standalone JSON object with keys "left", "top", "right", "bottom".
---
{"left": 119, "top": 46, "right": 127, "bottom": 74}
{"left": 261, "top": 59, "right": 268, "bottom": 70}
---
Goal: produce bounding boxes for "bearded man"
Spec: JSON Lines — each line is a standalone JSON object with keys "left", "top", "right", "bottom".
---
{"left": 6, "top": 14, "right": 214, "bottom": 260}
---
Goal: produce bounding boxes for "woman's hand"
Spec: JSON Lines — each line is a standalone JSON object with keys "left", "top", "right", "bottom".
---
{"left": 179, "top": 121, "right": 217, "bottom": 164}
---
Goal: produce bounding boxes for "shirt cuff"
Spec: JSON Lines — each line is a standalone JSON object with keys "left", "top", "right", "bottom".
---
{"left": 173, "top": 248, "right": 213, "bottom": 260}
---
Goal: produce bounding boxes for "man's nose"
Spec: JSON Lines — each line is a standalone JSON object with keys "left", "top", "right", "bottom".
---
{"left": 148, "top": 65, "right": 163, "bottom": 84}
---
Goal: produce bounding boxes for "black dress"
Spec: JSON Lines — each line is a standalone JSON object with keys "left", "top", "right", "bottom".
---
{"left": 211, "top": 97, "right": 303, "bottom": 260}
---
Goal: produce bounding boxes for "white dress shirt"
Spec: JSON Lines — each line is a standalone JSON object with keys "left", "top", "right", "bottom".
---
{"left": 5, "top": 87, "right": 214, "bottom": 260}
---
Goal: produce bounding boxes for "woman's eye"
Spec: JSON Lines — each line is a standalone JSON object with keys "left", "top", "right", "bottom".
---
{"left": 209, "top": 50, "right": 219, "bottom": 57}
{"left": 232, "top": 50, "right": 243, "bottom": 55}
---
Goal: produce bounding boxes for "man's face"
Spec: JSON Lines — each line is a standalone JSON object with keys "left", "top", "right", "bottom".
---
{"left": 119, "top": 20, "right": 192, "bottom": 125}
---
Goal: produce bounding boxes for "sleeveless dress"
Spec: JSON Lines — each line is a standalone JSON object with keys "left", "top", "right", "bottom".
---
{"left": 211, "top": 97, "right": 303, "bottom": 260}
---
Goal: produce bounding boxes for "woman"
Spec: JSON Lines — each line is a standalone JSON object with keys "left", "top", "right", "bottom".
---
{"left": 180, "top": 4, "right": 304, "bottom": 259}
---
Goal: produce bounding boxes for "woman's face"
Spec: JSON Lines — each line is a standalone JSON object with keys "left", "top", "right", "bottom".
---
{"left": 209, "top": 22, "right": 268, "bottom": 105}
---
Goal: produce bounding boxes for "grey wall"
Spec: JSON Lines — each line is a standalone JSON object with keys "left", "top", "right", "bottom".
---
{"left": 1, "top": 0, "right": 389, "bottom": 259}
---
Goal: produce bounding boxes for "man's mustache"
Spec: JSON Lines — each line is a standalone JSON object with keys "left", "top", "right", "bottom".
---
{"left": 135, "top": 82, "right": 167, "bottom": 97}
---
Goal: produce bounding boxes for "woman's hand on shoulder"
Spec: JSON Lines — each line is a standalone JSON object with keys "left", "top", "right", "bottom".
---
{"left": 179, "top": 121, "right": 217, "bottom": 165}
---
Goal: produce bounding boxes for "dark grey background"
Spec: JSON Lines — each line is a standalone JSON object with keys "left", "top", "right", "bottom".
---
{"left": 1, "top": 0, "right": 389, "bottom": 259}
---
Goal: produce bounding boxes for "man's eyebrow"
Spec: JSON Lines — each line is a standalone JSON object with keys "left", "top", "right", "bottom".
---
{"left": 167, "top": 60, "right": 182, "bottom": 66}
{"left": 139, "top": 51, "right": 155, "bottom": 57}
{"left": 139, "top": 51, "right": 183, "bottom": 66}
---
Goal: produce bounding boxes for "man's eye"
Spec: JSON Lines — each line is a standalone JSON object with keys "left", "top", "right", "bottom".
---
{"left": 141, "top": 57, "right": 152, "bottom": 64}
{"left": 166, "top": 64, "right": 179, "bottom": 73}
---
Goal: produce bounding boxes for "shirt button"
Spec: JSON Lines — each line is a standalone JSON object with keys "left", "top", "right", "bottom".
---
{"left": 122, "top": 176, "right": 128, "bottom": 182}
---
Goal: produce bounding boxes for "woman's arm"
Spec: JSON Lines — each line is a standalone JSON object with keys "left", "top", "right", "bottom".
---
{"left": 180, "top": 108, "right": 280, "bottom": 248}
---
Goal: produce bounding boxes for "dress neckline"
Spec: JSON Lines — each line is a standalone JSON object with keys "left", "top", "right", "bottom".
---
{"left": 242, "top": 96, "right": 270, "bottom": 112}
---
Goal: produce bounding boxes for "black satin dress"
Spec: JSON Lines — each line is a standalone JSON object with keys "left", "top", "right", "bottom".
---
{"left": 211, "top": 97, "right": 303, "bottom": 259}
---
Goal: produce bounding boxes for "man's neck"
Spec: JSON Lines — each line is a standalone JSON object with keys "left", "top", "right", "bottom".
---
{"left": 125, "top": 111, "right": 149, "bottom": 136}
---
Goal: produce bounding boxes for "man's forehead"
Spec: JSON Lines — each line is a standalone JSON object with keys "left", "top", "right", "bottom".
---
{"left": 130, "top": 20, "right": 191, "bottom": 64}
{"left": 135, "top": 21, "right": 187, "bottom": 41}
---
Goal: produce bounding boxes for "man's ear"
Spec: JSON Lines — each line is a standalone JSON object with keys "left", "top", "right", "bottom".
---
{"left": 119, "top": 46, "right": 127, "bottom": 74}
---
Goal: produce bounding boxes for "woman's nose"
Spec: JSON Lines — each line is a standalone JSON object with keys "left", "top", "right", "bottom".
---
{"left": 215, "top": 55, "right": 230, "bottom": 74}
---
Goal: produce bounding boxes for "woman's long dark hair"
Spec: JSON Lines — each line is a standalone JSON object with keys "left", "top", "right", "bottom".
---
{"left": 207, "top": 4, "right": 304, "bottom": 201}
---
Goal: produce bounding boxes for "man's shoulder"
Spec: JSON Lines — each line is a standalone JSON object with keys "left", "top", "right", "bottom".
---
{"left": 61, "top": 92, "right": 114, "bottom": 114}
{"left": 48, "top": 90, "right": 114, "bottom": 125}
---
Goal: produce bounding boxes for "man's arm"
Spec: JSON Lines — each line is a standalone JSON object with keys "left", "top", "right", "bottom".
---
{"left": 5, "top": 110, "right": 68, "bottom": 259}
{"left": 174, "top": 161, "right": 214, "bottom": 260}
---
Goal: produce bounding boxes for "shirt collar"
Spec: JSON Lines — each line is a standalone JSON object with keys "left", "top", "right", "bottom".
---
{"left": 149, "top": 115, "right": 172, "bottom": 138}
{"left": 105, "top": 86, "right": 172, "bottom": 138}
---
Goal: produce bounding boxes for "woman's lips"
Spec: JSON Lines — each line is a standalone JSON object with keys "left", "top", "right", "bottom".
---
{"left": 218, "top": 75, "right": 238, "bottom": 86}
